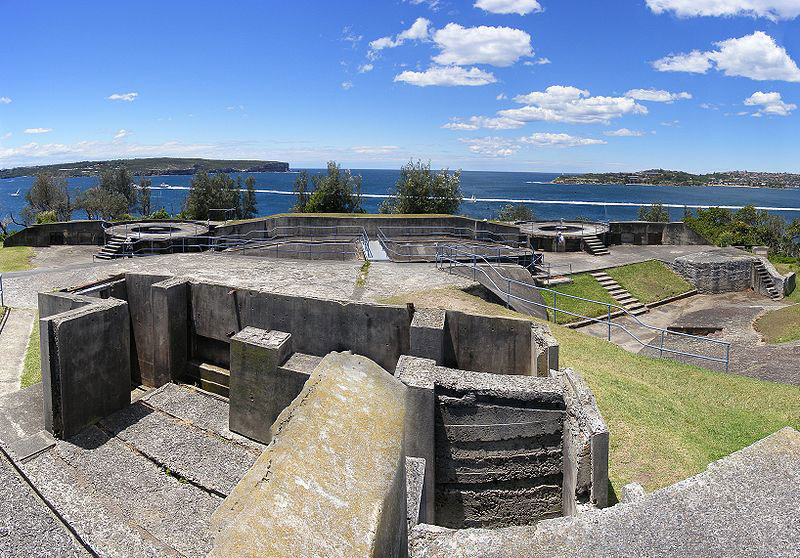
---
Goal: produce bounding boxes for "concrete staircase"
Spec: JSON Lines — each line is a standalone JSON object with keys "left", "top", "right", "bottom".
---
{"left": 755, "top": 261, "right": 782, "bottom": 300}
{"left": 582, "top": 235, "right": 609, "bottom": 256}
{"left": 95, "top": 234, "right": 128, "bottom": 260}
{"left": 590, "top": 271, "right": 648, "bottom": 316}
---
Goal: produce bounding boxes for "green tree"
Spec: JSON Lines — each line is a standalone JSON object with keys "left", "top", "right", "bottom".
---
{"left": 76, "top": 187, "right": 129, "bottom": 220}
{"left": 99, "top": 167, "right": 136, "bottom": 210}
{"left": 184, "top": 171, "right": 242, "bottom": 220}
{"left": 292, "top": 171, "right": 311, "bottom": 212}
{"left": 296, "top": 162, "right": 364, "bottom": 213}
{"left": 242, "top": 176, "right": 258, "bottom": 219}
{"left": 638, "top": 203, "right": 670, "bottom": 222}
{"left": 22, "top": 173, "right": 71, "bottom": 224}
{"left": 138, "top": 177, "right": 152, "bottom": 216}
{"left": 497, "top": 203, "right": 535, "bottom": 222}
{"left": 380, "top": 160, "right": 462, "bottom": 214}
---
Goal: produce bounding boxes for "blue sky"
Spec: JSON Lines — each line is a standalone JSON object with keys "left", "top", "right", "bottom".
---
{"left": 1, "top": 0, "right": 800, "bottom": 172}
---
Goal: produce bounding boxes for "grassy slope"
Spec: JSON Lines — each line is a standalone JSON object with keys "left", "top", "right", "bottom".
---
{"left": 20, "top": 314, "right": 41, "bottom": 389}
{"left": 538, "top": 273, "right": 617, "bottom": 324}
{"left": 380, "top": 287, "right": 800, "bottom": 494}
{"left": 754, "top": 305, "right": 800, "bottom": 344}
{"left": 0, "top": 242, "right": 34, "bottom": 272}
{"left": 606, "top": 260, "right": 693, "bottom": 304}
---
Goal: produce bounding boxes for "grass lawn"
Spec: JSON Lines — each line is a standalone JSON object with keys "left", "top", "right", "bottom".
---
{"left": 606, "top": 260, "right": 693, "bottom": 304}
{"left": 0, "top": 241, "right": 34, "bottom": 272}
{"left": 379, "top": 287, "right": 800, "bottom": 496}
{"left": 20, "top": 314, "right": 41, "bottom": 389}
{"left": 538, "top": 273, "right": 617, "bottom": 324}
{"left": 754, "top": 304, "right": 800, "bottom": 344}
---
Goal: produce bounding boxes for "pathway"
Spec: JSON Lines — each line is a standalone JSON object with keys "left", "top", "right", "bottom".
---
{"left": 589, "top": 270, "right": 647, "bottom": 315}
{"left": 0, "top": 307, "right": 35, "bottom": 395}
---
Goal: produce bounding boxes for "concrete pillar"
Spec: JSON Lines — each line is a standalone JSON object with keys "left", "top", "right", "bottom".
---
{"left": 409, "top": 308, "right": 446, "bottom": 364}
{"left": 151, "top": 278, "right": 189, "bottom": 387}
{"left": 228, "top": 327, "right": 294, "bottom": 444}
{"left": 40, "top": 299, "right": 131, "bottom": 439}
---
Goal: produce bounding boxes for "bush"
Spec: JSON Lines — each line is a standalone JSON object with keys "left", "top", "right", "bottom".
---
{"left": 638, "top": 203, "right": 670, "bottom": 222}
{"left": 149, "top": 208, "right": 172, "bottom": 219}
{"left": 184, "top": 171, "right": 242, "bottom": 220}
{"left": 380, "top": 160, "right": 462, "bottom": 215}
{"left": 35, "top": 210, "right": 58, "bottom": 224}
{"left": 22, "top": 174, "right": 71, "bottom": 224}
{"left": 294, "top": 162, "right": 363, "bottom": 213}
{"left": 497, "top": 203, "right": 534, "bottom": 222}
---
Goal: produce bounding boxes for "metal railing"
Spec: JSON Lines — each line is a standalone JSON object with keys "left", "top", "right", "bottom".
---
{"left": 376, "top": 227, "right": 529, "bottom": 263}
{"left": 0, "top": 273, "right": 4, "bottom": 307}
{"left": 435, "top": 244, "right": 731, "bottom": 372}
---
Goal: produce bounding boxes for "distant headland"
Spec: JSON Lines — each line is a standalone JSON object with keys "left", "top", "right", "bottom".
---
{"left": 553, "top": 169, "right": 800, "bottom": 189}
{"left": 0, "top": 157, "right": 290, "bottom": 179}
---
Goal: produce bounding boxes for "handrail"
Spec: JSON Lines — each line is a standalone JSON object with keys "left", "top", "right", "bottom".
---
{"left": 435, "top": 244, "right": 731, "bottom": 371}
{"left": 0, "top": 273, "right": 4, "bottom": 307}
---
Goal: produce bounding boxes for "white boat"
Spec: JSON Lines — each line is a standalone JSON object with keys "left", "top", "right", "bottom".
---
{"left": 467, "top": 194, "right": 477, "bottom": 203}
{"left": 159, "top": 182, "right": 170, "bottom": 189}
{"left": 10, "top": 188, "right": 20, "bottom": 196}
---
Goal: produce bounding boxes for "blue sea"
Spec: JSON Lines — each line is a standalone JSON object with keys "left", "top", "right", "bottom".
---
{"left": 2, "top": 169, "right": 800, "bottom": 230}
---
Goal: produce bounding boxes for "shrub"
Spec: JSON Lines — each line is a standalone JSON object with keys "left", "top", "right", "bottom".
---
{"left": 380, "top": 160, "right": 462, "bottom": 215}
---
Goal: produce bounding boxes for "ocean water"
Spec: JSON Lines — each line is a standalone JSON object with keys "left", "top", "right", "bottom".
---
{"left": 2, "top": 169, "right": 799, "bottom": 230}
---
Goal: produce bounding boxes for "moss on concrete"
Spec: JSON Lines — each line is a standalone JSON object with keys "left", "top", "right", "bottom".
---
{"left": 20, "top": 314, "right": 41, "bottom": 389}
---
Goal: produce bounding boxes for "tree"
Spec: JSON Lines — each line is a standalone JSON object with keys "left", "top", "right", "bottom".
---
{"left": 99, "top": 167, "right": 136, "bottom": 211}
{"left": 380, "top": 160, "right": 462, "bottom": 215}
{"left": 138, "top": 177, "right": 152, "bottom": 216}
{"left": 292, "top": 171, "right": 311, "bottom": 212}
{"left": 75, "top": 187, "right": 129, "bottom": 220}
{"left": 295, "top": 162, "right": 364, "bottom": 213}
{"left": 184, "top": 171, "right": 242, "bottom": 220}
{"left": 638, "top": 203, "right": 670, "bottom": 222}
{"left": 242, "top": 176, "right": 258, "bottom": 219}
{"left": 497, "top": 203, "right": 534, "bottom": 222}
{"left": 22, "top": 173, "right": 71, "bottom": 224}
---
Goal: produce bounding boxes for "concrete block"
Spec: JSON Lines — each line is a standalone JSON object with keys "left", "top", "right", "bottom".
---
{"left": 39, "top": 298, "right": 131, "bottom": 439}
{"left": 406, "top": 456, "right": 426, "bottom": 532}
{"left": 124, "top": 273, "right": 171, "bottom": 386}
{"left": 228, "top": 327, "right": 294, "bottom": 444}
{"left": 532, "top": 322, "right": 559, "bottom": 376}
{"left": 151, "top": 277, "right": 189, "bottom": 387}
{"left": 409, "top": 308, "right": 446, "bottom": 364}
{"left": 211, "top": 352, "right": 409, "bottom": 558}
{"left": 621, "top": 482, "right": 645, "bottom": 503}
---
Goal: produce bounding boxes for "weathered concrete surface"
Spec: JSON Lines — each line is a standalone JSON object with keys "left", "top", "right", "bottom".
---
{"left": 410, "top": 427, "right": 800, "bottom": 558}
{"left": 671, "top": 248, "right": 756, "bottom": 294}
{"left": 210, "top": 352, "right": 409, "bottom": 558}
{"left": 0, "top": 307, "right": 35, "bottom": 396}
{"left": 410, "top": 308, "right": 446, "bottom": 364}
{"left": 39, "top": 295, "right": 130, "bottom": 439}
{"left": 449, "top": 263, "right": 548, "bottom": 319}
{"left": 407, "top": 456, "right": 427, "bottom": 532}
{"left": 532, "top": 322, "right": 559, "bottom": 376}
{"left": 124, "top": 273, "right": 171, "bottom": 386}
{"left": 151, "top": 277, "right": 189, "bottom": 387}
{"left": 228, "top": 327, "right": 295, "bottom": 444}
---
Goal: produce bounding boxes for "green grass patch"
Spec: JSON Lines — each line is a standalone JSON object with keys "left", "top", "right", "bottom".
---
{"left": 754, "top": 304, "right": 800, "bottom": 344}
{"left": 378, "top": 287, "right": 800, "bottom": 494}
{"left": 606, "top": 260, "right": 693, "bottom": 304}
{"left": 0, "top": 241, "right": 34, "bottom": 272}
{"left": 538, "top": 273, "right": 617, "bottom": 324}
{"left": 20, "top": 314, "right": 41, "bottom": 389}
{"left": 355, "top": 261, "right": 370, "bottom": 288}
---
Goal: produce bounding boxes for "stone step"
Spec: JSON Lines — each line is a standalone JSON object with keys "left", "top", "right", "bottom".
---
{"left": 187, "top": 360, "right": 230, "bottom": 388}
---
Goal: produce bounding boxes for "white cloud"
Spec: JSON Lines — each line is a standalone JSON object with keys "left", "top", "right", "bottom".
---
{"left": 604, "top": 128, "right": 645, "bottom": 137}
{"left": 226, "top": 104, "right": 245, "bottom": 111}
{"left": 341, "top": 81, "right": 354, "bottom": 90}
{"left": 474, "top": 0, "right": 543, "bottom": 15}
{"left": 497, "top": 85, "right": 647, "bottom": 124}
{"left": 24, "top": 128, "right": 53, "bottom": 134}
{"left": 519, "top": 132, "right": 606, "bottom": 147}
{"left": 394, "top": 65, "right": 497, "bottom": 87}
{"left": 341, "top": 26, "right": 362, "bottom": 44}
{"left": 369, "top": 17, "right": 431, "bottom": 53}
{"left": 1, "top": 132, "right": 11, "bottom": 139}
{"left": 113, "top": 129, "right": 129, "bottom": 140}
{"left": 645, "top": 0, "right": 800, "bottom": 21}
{"left": 407, "top": 0, "right": 441, "bottom": 10}
{"left": 432, "top": 23, "right": 533, "bottom": 67}
{"left": 744, "top": 91, "right": 797, "bottom": 115}
{"left": 460, "top": 136, "right": 519, "bottom": 157}
{"left": 358, "top": 63, "right": 374, "bottom": 73}
{"left": 108, "top": 92, "right": 139, "bottom": 102}
{"left": 443, "top": 115, "right": 524, "bottom": 129}
{"left": 496, "top": 93, "right": 508, "bottom": 100}
{"left": 0, "top": 97, "right": 11, "bottom": 104}
{"left": 660, "top": 120, "right": 680, "bottom": 126}
{"left": 653, "top": 32, "right": 800, "bottom": 81}
{"left": 700, "top": 102, "right": 719, "bottom": 110}
{"left": 352, "top": 145, "right": 400, "bottom": 154}
{"left": 625, "top": 88, "right": 692, "bottom": 102}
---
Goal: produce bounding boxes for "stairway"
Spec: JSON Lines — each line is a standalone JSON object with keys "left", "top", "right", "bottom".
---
{"left": 583, "top": 235, "right": 609, "bottom": 256}
{"left": 95, "top": 234, "right": 128, "bottom": 260}
{"left": 755, "top": 261, "right": 782, "bottom": 300}
{"left": 590, "top": 271, "right": 648, "bottom": 316}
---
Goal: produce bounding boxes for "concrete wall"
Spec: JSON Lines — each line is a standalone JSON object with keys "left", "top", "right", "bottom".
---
{"left": 4, "top": 220, "right": 105, "bottom": 247}
{"left": 226, "top": 239, "right": 363, "bottom": 261}
{"left": 124, "top": 274, "right": 171, "bottom": 385}
{"left": 609, "top": 222, "right": 710, "bottom": 246}
{"left": 671, "top": 250, "right": 756, "bottom": 293}
{"left": 210, "top": 352, "right": 409, "bottom": 558}
{"left": 38, "top": 293, "right": 130, "bottom": 439}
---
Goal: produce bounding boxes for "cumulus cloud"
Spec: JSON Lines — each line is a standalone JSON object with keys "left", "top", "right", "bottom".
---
{"left": 369, "top": 17, "right": 431, "bottom": 53}
{"left": 432, "top": 23, "right": 533, "bottom": 67}
{"left": 108, "top": 92, "right": 139, "bottom": 102}
{"left": 113, "top": 129, "right": 129, "bottom": 140}
{"left": 604, "top": 128, "right": 645, "bottom": 137}
{"left": 653, "top": 31, "right": 800, "bottom": 81}
{"left": 744, "top": 91, "right": 797, "bottom": 116}
{"left": 625, "top": 88, "right": 692, "bottom": 102}
{"left": 24, "top": 128, "right": 53, "bottom": 134}
{"left": 496, "top": 93, "right": 508, "bottom": 100}
{"left": 358, "top": 63, "right": 374, "bottom": 73}
{"left": 352, "top": 145, "right": 400, "bottom": 154}
{"left": 496, "top": 85, "right": 647, "bottom": 124}
{"left": 341, "top": 26, "right": 362, "bottom": 44}
{"left": 645, "top": 0, "right": 800, "bottom": 21}
{"left": 442, "top": 115, "right": 524, "bottom": 129}
{"left": 523, "top": 57, "right": 551, "bottom": 66}
{"left": 460, "top": 136, "right": 520, "bottom": 157}
{"left": 474, "top": 0, "right": 543, "bottom": 15}
{"left": 519, "top": 132, "right": 606, "bottom": 147}
{"left": 341, "top": 81, "right": 354, "bottom": 90}
{"left": 0, "top": 97, "right": 11, "bottom": 104}
{"left": 394, "top": 65, "right": 497, "bottom": 87}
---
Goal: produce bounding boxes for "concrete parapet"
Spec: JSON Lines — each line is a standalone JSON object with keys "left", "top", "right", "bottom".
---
{"left": 151, "top": 277, "right": 189, "bottom": 387}
{"left": 410, "top": 308, "right": 446, "bottom": 364}
{"left": 532, "top": 322, "right": 559, "bottom": 376}
{"left": 228, "top": 327, "right": 295, "bottom": 444}
{"left": 671, "top": 249, "right": 756, "bottom": 293}
{"left": 38, "top": 293, "right": 131, "bottom": 439}
{"left": 210, "top": 352, "right": 409, "bottom": 558}
{"left": 406, "top": 456, "right": 427, "bottom": 532}
{"left": 124, "top": 273, "right": 171, "bottom": 386}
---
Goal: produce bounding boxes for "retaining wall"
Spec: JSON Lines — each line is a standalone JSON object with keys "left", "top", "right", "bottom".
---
{"left": 671, "top": 250, "right": 756, "bottom": 293}
{"left": 4, "top": 220, "right": 105, "bottom": 247}
{"left": 608, "top": 222, "right": 709, "bottom": 246}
